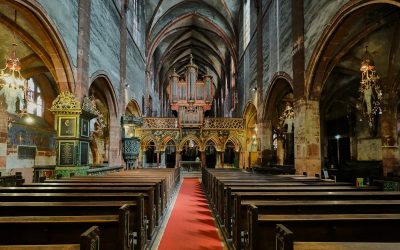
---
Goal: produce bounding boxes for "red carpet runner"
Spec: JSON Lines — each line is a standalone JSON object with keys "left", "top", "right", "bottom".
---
{"left": 158, "top": 178, "right": 223, "bottom": 250}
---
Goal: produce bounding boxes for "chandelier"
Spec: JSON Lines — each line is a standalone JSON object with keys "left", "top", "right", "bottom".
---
{"left": 358, "top": 46, "right": 382, "bottom": 128}
{"left": 0, "top": 11, "right": 27, "bottom": 116}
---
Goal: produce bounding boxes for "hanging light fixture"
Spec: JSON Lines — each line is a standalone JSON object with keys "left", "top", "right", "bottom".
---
{"left": 358, "top": 45, "right": 382, "bottom": 128}
{"left": 0, "top": 10, "right": 27, "bottom": 116}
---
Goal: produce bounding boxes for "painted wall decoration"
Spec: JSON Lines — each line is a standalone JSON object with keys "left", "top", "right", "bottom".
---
{"left": 8, "top": 123, "right": 56, "bottom": 150}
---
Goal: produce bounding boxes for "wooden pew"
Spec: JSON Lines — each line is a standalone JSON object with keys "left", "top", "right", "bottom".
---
{"left": 246, "top": 207, "right": 400, "bottom": 250}
{"left": 276, "top": 224, "right": 400, "bottom": 250}
{"left": 233, "top": 199, "right": 400, "bottom": 250}
{"left": 47, "top": 178, "right": 167, "bottom": 212}
{"left": 218, "top": 184, "right": 378, "bottom": 228}
{"left": 0, "top": 201, "right": 145, "bottom": 250}
{"left": 222, "top": 187, "right": 385, "bottom": 237}
{"left": 0, "top": 226, "right": 99, "bottom": 250}
{"left": 0, "top": 208, "right": 130, "bottom": 250}
{"left": 228, "top": 191, "right": 400, "bottom": 243}
{"left": 0, "top": 192, "right": 154, "bottom": 242}
{"left": 23, "top": 182, "right": 163, "bottom": 225}
{"left": 0, "top": 186, "right": 156, "bottom": 239}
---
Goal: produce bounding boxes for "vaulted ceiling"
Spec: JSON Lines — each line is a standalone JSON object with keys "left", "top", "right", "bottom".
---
{"left": 144, "top": 0, "right": 240, "bottom": 97}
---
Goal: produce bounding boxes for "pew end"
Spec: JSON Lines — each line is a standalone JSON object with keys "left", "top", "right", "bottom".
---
{"left": 80, "top": 226, "right": 100, "bottom": 250}
{"left": 275, "top": 224, "right": 294, "bottom": 250}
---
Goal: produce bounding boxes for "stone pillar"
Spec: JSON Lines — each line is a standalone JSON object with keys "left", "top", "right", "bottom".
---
{"left": 294, "top": 99, "right": 321, "bottom": 176}
{"left": 76, "top": 0, "right": 91, "bottom": 100}
{"left": 277, "top": 137, "right": 284, "bottom": 166}
{"left": 216, "top": 152, "right": 221, "bottom": 168}
{"left": 0, "top": 108, "right": 8, "bottom": 169}
{"left": 258, "top": 121, "right": 272, "bottom": 152}
{"left": 145, "top": 70, "right": 151, "bottom": 116}
{"left": 156, "top": 151, "right": 160, "bottom": 168}
{"left": 243, "top": 151, "right": 249, "bottom": 169}
{"left": 138, "top": 146, "right": 143, "bottom": 167}
{"left": 108, "top": 122, "right": 122, "bottom": 167}
{"left": 160, "top": 151, "right": 166, "bottom": 168}
{"left": 285, "top": 132, "right": 294, "bottom": 164}
{"left": 175, "top": 151, "right": 181, "bottom": 168}
{"left": 119, "top": 0, "right": 127, "bottom": 113}
{"left": 220, "top": 152, "right": 225, "bottom": 168}
{"left": 200, "top": 151, "right": 206, "bottom": 168}
{"left": 240, "top": 151, "right": 246, "bottom": 169}
{"left": 381, "top": 94, "right": 399, "bottom": 175}
{"left": 142, "top": 152, "right": 147, "bottom": 168}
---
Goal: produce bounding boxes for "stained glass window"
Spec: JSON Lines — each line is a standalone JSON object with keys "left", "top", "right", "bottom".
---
{"left": 26, "top": 78, "right": 43, "bottom": 117}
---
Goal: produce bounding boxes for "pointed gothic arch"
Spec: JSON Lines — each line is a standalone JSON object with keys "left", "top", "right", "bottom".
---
{"left": 125, "top": 98, "right": 142, "bottom": 117}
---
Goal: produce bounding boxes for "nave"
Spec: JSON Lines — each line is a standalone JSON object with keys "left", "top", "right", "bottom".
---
{"left": 155, "top": 178, "right": 225, "bottom": 250}
{"left": 1, "top": 166, "right": 400, "bottom": 250}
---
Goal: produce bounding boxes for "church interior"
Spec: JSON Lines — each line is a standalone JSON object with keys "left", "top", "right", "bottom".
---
{"left": 0, "top": 0, "right": 400, "bottom": 249}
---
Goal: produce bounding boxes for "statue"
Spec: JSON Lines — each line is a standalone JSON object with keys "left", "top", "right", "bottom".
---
{"left": 0, "top": 84, "right": 24, "bottom": 114}
{"left": 280, "top": 102, "right": 294, "bottom": 133}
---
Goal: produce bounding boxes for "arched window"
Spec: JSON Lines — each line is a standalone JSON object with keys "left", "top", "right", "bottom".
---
{"left": 25, "top": 78, "right": 43, "bottom": 117}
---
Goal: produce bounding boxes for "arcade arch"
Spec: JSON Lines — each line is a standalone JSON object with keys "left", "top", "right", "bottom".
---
{"left": 88, "top": 74, "right": 120, "bottom": 166}
{"left": 307, "top": 1, "right": 400, "bottom": 177}
{"left": 243, "top": 102, "right": 258, "bottom": 168}
{"left": 0, "top": 0, "right": 74, "bottom": 179}
{"left": 263, "top": 74, "right": 294, "bottom": 166}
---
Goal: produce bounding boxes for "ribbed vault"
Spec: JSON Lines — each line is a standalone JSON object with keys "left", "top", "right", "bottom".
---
{"left": 145, "top": 0, "right": 240, "bottom": 115}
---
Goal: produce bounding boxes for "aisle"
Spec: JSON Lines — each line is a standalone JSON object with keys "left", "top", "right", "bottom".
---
{"left": 158, "top": 178, "right": 224, "bottom": 250}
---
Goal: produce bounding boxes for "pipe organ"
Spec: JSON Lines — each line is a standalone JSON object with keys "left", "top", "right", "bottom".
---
{"left": 167, "top": 54, "right": 214, "bottom": 127}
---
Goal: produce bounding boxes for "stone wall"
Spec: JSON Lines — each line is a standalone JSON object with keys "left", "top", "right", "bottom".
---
{"left": 0, "top": 0, "right": 157, "bottom": 177}
{"left": 89, "top": 0, "right": 121, "bottom": 93}
{"left": 36, "top": 0, "right": 79, "bottom": 67}
{"left": 303, "top": 0, "right": 347, "bottom": 67}
{"left": 237, "top": 0, "right": 293, "bottom": 116}
{"left": 126, "top": 35, "right": 146, "bottom": 107}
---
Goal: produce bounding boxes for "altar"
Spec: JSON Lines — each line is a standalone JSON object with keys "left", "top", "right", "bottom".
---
{"left": 179, "top": 161, "right": 201, "bottom": 172}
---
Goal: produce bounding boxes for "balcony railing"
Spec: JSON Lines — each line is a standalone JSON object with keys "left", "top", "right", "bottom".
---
{"left": 203, "top": 118, "right": 245, "bottom": 130}
{"left": 141, "top": 118, "right": 178, "bottom": 129}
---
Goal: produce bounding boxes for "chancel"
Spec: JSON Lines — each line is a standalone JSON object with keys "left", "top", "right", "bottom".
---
{"left": 0, "top": 0, "right": 400, "bottom": 249}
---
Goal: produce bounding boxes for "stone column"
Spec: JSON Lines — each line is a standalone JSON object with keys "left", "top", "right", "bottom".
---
{"left": 285, "top": 132, "right": 294, "bottom": 164}
{"left": 142, "top": 152, "right": 147, "bottom": 168}
{"left": 76, "top": 0, "right": 91, "bottom": 100}
{"left": 175, "top": 151, "right": 181, "bottom": 168}
{"left": 145, "top": 70, "right": 151, "bottom": 116}
{"left": 381, "top": 94, "right": 399, "bottom": 175}
{"left": 243, "top": 151, "right": 249, "bottom": 169}
{"left": 160, "top": 151, "right": 166, "bottom": 168}
{"left": 294, "top": 99, "right": 321, "bottom": 176}
{"left": 138, "top": 146, "right": 143, "bottom": 167}
{"left": 156, "top": 151, "right": 160, "bottom": 168}
{"left": 240, "top": 151, "right": 246, "bottom": 169}
{"left": 216, "top": 152, "right": 221, "bottom": 168}
{"left": 277, "top": 137, "right": 284, "bottom": 166}
{"left": 258, "top": 121, "right": 272, "bottom": 151}
{"left": 220, "top": 152, "right": 224, "bottom": 168}
{"left": 119, "top": 0, "right": 127, "bottom": 114}
{"left": 200, "top": 151, "right": 206, "bottom": 168}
